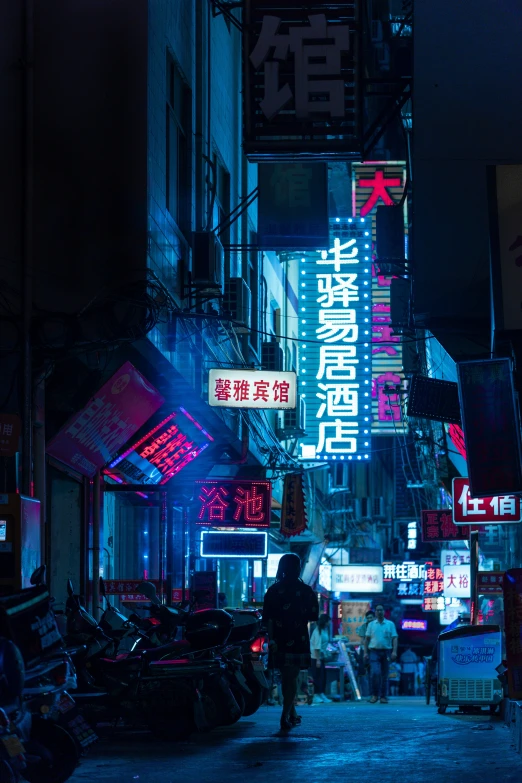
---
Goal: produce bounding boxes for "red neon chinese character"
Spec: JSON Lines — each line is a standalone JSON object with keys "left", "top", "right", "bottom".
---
{"left": 233, "top": 380, "right": 250, "bottom": 401}
{"left": 440, "top": 512, "right": 457, "bottom": 539}
{"left": 198, "top": 485, "right": 230, "bottom": 522}
{"left": 273, "top": 380, "right": 290, "bottom": 403}
{"left": 214, "top": 378, "right": 232, "bottom": 401}
{"left": 372, "top": 372, "right": 402, "bottom": 422}
{"left": 426, "top": 525, "right": 439, "bottom": 539}
{"left": 358, "top": 170, "right": 402, "bottom": 217}
{"left": 426, "top": 568, "right": 436, "bottom": 580}
{"left": 253, "top": 380, "right": 270, "bottom": 402}
{"left": 233, "top": 485, "right": 265, "bottom": 523}
{"left": 372, "top": 304, "right": 399, "bottom": 356}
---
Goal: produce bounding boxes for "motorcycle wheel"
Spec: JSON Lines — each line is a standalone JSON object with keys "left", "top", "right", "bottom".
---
{"left": 23, "top": 719, "right": 79, "bottom": 783}
{"left": 242, "top": 680, "right": 267, "bottom": 717}
{"left": 218, "top": 680, "right": 245, "bottom": 726}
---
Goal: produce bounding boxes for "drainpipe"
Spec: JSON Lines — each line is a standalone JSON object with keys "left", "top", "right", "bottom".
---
{"left": 21, "top": 0, "right": 34, "bottom": 496}
{"left": 33, "top": 374, "right": 46, "bottom": 565}
{"left": 92, "top": 471, "right": 101, "bottom": 619}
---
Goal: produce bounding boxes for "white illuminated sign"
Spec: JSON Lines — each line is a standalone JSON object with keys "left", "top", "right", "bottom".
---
{"left": 319, "top": 561, "right": 332, "bottom": 591}
{"left": 208, "top": 369, "right": 296, "bottom": 410}
{"left": 383, "top": 562, "right": 426, "bottom": 581}
{"left": 443, "top": 564, "right": 471, "bottom": 598}
{"left": 298, "top": 222, "right": 372, "bottom": 462}
{"left": 267, "top": 553, "right": 285, "bottom": 578}
{"left": 331, "top": 565, "right": 383, "bottom": 593}
{"left": 407, "top": 521, "right": 417, "bottom": 550}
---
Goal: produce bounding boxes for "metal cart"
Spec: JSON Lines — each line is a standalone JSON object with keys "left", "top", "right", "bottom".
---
{"left": 436, "top": 624, "right": 503, "bottom": 714}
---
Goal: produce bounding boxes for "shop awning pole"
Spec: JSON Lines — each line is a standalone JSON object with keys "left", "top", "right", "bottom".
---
{"left": 470, "top": 529, "right": 479, "bottom": 624}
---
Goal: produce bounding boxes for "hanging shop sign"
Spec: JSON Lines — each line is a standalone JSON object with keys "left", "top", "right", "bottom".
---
{"left": 383, "top": 562, "right": 426, "bottom": 582}
{"left": 195, "top": 479, "right": 272, "bottom": 529}
{"left": 352, "top": 162, "right": 407, "bottom": 436}
{"left": 401, "top": 619, "right": 427, "bottom": 631}
{"left": 421, "top": 509, "right": 470, "bottom": 542}
{"left": 503, "top": 568, "right": 522, "bottom": 700}
{"left": 243, "top": 1, "right": 360, "bottom": 160}
{"left": 340, "top": 600, "right": 371, "bottom": 643}
{"left": 477, "top": 572, "right": 504, "bottom": 595}
{"left": 0, "top": 414, "right": 21, "bottom": 458}
{"left": 257, "top": 163, "right": 329, "bottom": 249}
{"left": 457, "top": 358, "right": 522, "bottom": 497}
{"left": 423, "top": 596, "right": 445, "bottom": 612}
{"left": 47, "top": 362, "right": 164, "bottom": 477}
{"left": 280, "top": 472, "right": 307, "bottom": 538}
{"left": 200, "top": 531, "right": 268, "bottom": 559}
{"left": 107, "top": 408, "right": 214, "bottom": 485}
{"left": 406, "top": 376, "right": 461, "bottom": 425}
{"left": 452, "top": 478, "right": 522, "bottom": 525}
{"left": 423, "top": 567, "right": 444, "bottom": 596}
{"left": 298, "top": 220, "right": 372, "bottom": 461}
{"left": 208, "top": 369, "right": 296, "bottom": 410}
{"left": 442, "top": 564, "right": 471, "bottom": 598}
{"left": 331, "top": 565, "right": 383, "bottom": 593}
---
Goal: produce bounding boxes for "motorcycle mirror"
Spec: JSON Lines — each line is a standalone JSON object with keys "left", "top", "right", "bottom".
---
{"left": 136, "top": 581, "right": 160, "bottom": 605}
{"left": 30, "top": 565, "right": 46, "bottom": 586}
{"left": 67, "top": 579, "right": 74, "bottom": 597}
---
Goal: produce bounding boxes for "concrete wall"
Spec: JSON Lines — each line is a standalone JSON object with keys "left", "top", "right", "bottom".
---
{"left": 413, "top": 0, "right": 522, "bottom": 346}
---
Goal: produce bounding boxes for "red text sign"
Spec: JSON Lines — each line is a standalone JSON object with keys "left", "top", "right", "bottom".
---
{"left": 195, "top": 480, "right": 272, "bottom": 529}
{"left": 423, "top": 567, "right": 444, "bottom": 596}
{"left": 208, "top": 369, "right": 296, "bottom": 410}
{"left": 421, "top": 509, "right": 470, "bottom": 541}
{"left": 452, "top": 478, "right": 522, "bottom": 525}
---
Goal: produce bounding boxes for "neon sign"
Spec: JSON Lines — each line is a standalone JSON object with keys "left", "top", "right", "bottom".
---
{"left": 401, "top": 619, "right": 428, "bottom": 631}
{"left": 200, "top": 531, "right": 268, "bottom": 559}
{"left": 107, "top": 408, "right": 213, "bottom": 485}
{"left": 423, "top": 567, "right": 444, "bottom": 596}
{"left": 298, "top": 221, "right": 372, "bottom": 461}
{"left": 352, "top": 162, "right": 408, "bottom": 435}
{"left": 195, "top": 479, "right": 272, "bottom": 529}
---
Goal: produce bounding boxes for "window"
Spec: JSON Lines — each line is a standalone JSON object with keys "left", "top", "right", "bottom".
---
{"left": 166, "top": 54, "right": 191, "bottom": 231}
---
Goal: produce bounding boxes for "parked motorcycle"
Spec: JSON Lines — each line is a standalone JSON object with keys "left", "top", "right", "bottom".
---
{"left": 0, "top": 638, "right": 29, "bottom": 783}
{"left": 64, "top": 580, "right": 242, "bottom": 740}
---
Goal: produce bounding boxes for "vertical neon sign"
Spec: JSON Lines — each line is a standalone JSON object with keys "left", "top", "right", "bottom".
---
{"left": 298, "top": 220, "right": 372, "bottom": 461}
{"left": 352, "top": 162, "right": 408, "bottom": 435}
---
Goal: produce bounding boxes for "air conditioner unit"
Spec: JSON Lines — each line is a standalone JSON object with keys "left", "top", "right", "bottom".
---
{"left": 223, "top": 278, "right": 251, "bottom": 333}
{"left": 191, "top": 231, "right": 224, "bottom": 293}
{"left": 276, "top": 395, "right": 306, "bottom": 439}
{"left": 262, "top": 341, "right": 284, "bottom": 371}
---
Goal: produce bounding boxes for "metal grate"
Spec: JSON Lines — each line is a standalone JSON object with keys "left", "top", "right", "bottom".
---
{"left": 448, "top": 679, "right": 494, "bottom": 702}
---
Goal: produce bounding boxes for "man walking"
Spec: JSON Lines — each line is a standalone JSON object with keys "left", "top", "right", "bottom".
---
{"left": 363, "top": 604, "right": 398, "bottom": 704}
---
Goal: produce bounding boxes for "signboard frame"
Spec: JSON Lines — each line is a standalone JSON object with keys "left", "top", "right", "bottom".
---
{"left": 208, "top": 369, "right": 297, "bottom": 410}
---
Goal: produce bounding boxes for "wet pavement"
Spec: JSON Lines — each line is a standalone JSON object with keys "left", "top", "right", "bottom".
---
{"left": 69, "top": 697, "right": 522, "bottom": 783}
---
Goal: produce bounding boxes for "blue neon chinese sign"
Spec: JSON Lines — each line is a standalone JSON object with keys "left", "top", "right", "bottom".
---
{"left": 298, "top": 220, "right": 372, "bottom": 461}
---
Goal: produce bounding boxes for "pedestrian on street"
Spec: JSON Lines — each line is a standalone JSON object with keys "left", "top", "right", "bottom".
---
{"left": 355, "top": 609, "right": 375, "bottom": 696}
{"left": 310, "top": 613, "right": 332, "bottom": 704}
{"left": 263, "top": 553, "right": 319, "bottom": 731}
{"left": 363, "top": 603, "right": 398, "bottom": 704}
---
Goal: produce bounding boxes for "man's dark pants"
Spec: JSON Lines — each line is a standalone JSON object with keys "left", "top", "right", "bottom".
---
{"left": 369, "top": 649, "right": 390, "bottom": 698}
